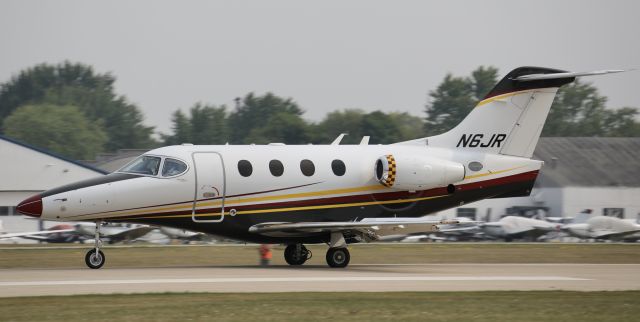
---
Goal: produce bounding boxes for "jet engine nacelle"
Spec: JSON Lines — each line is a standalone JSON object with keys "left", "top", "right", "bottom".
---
{"left": 374, "top": 154, "right": 465, "bottom": 191}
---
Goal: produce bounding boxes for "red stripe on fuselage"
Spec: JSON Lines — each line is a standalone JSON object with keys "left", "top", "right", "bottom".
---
{"left": 113, "top": 170, "right": 539, "bottom": 220}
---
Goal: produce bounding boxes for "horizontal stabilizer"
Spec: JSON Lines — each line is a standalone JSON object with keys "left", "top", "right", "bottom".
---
{"left": 514, "top": 69, "right": 626, "bottom": 81}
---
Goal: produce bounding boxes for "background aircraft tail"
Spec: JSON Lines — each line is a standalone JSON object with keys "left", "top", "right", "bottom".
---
{"left": 398, "top": 67, "right": 623, "bottom": 158}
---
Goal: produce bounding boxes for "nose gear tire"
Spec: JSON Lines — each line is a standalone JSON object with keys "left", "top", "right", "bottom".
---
{"left": 85, "top": 249, "right": 105, "bottom": 269}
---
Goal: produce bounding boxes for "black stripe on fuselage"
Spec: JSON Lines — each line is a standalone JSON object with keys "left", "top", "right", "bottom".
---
{"left": 41, "top": 173, "right": 140, "bottom": 198}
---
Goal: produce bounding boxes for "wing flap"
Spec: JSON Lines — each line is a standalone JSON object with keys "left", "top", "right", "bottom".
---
{"left": 249, "top": 219, "right": 460, "bottom": 238}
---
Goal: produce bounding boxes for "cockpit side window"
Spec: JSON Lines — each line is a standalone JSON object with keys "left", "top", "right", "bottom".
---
{"left": 162, "top": 158, "right": 188, "bottom": 177}
{"left": 119, "top": 156, "right": 162, "bottom": 176}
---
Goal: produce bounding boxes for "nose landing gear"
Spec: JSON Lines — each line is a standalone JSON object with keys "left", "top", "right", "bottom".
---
{"left": 85, "top": 221, "right": 105, "bottom": 269}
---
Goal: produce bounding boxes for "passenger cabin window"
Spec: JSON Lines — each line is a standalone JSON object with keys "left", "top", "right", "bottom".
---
{"left": 300, "top": 159, "right": 315, "bottom": 176}
{"left": 238, "top": 160, "right": 253, "bottom": 177}
{"left": 269, "top": 160, "right": 284, "bottom": 177}
{"left": 119, "top": 156, "right": 162, "bottom": 176}
{"left": 162, "top": 158, "right": 188, "bottom": 177}
{"left": 331, "top": 159, "right": 346, "bottom": 176}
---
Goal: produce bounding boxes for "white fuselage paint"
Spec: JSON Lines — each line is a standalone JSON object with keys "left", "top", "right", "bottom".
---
{"left": 40, "top": 145, "right": 542, "bottom": 226}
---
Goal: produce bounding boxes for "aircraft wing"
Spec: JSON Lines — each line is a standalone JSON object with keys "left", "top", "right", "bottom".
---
{"left": 107, "top": 226, "right": 155, "bottom": 242}
{"left": 248, "top": 219, "right": 459, "bottom": 239}
{"left": 592, "top": 229, "right": 640, "bottom": 240}
{"left": 0, "top": 229, "right": 74, "bottom": 240}
{"left": 438, "top": 225, "right": 480, "bottom": 234}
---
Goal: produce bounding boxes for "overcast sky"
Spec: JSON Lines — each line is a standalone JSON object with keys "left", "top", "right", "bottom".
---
{"left": 1, "top": 0, "right": 638, "bottom": 135}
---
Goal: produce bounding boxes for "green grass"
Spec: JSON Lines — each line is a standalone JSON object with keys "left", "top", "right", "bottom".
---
{"left": 1, "top": 291, "right": 638, "bottom": 322}
{"left": 0, "top": 243, "right": 638, "bottom": 269}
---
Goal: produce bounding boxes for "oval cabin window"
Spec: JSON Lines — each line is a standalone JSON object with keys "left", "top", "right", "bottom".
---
{"left": 331, "top": 159, "right": 346, "bottom": 176}
{"left": 237, "top": 160, "right": 253, "bottom": 177}
{"left": 269, "top": 160, "right": 284, "bottom": 177}
{"left": 468, "top": 161, "right": 483, "bottom": 172}
{"left": 300, "top": 159, "right": 315, "bottom": 176}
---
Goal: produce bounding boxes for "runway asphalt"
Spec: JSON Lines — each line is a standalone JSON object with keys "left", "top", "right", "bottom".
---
{"left": 1, "top": 263, "right": 638, "bottom": 297}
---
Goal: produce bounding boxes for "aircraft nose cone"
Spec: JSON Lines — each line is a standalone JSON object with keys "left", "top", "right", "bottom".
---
{"left": 17, "top": 194, "right": 42, "bottom": 218}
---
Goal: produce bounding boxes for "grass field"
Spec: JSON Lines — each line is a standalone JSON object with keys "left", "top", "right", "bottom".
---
{"left": 1, "top": 291, "right": 638, "bottom": 322}
{"left": 0, "top": 243, "right": 639, "bottom": 269}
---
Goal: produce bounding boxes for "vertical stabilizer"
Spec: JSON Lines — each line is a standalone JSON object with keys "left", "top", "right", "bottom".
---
{"left": 399, "top": 67, "right": 575, "bottom": 158}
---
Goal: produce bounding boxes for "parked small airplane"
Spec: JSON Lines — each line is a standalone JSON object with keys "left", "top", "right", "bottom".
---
{"left": 562, "top": 216, "right": 640, "bottom": 241}
{"left": 0, "top": 220, "right": 76, "bottom": 242}
{"left": 482, "top": 216, "right": 558, "bottom": 241}
{"left": 74, "top": 223, "right": 155, "bottom": 244}
{"left": 157, "top": 226, "right": 224, "bottom": 243}
{"left": 15, "top": 67, "right": 624, "bottom": 268}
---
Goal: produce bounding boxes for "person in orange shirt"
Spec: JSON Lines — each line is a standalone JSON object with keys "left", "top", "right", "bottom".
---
{"left": 259, "top": 244, "right": 272, "bottom": 266}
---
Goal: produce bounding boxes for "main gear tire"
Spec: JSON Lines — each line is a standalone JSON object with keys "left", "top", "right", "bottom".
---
{"left": 326, "top": 247, "right": 350, "bottom": 268}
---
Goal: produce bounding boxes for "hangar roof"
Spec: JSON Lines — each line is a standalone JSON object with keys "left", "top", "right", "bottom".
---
{"left": 533, "top": 137, "right": 640, "bottom": 187}
{"left": 0, "top": 135, "right": 107, "bottom": 203}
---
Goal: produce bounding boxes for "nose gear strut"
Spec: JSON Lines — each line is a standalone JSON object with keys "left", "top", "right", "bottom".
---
{"left": 85, "top": 220, "right": 106, "bottom": 269}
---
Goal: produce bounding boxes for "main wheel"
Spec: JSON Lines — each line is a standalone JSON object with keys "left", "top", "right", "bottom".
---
{"left": 284, "top": 244, "right": 309, "bottom": 265}
{"left": 326, "top": 247, "right": 350, "bottom": 268}
{"left": 85, "top": 249, "right": 105, "bottom": 269}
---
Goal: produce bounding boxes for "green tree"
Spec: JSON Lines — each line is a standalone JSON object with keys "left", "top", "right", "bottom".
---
{"left": 311, "top": 109, "right": 366, "bottom": 144}
{"left": 424, "top": 66, "right": 499, "bottom": 136}
{"left": 245, "top": 112, "right": 310, "bottom": 144}
{"left": 311, "top": 109, "right": 424, "bottom": 144}
{"left": 229, "top": 93, "right": 307, "bottom": 144}
{"left": 3, "top": 104, "right": 107, "bottom": 160}
{"left": 543, "top": 80, "right": 640, "bottom": 137}
{"left": 361, "top": 111, "right": 403, "bottom": 144}
{"left": 602, "top": 107, "right": 640, "bottom": 136}
{"left": 163, "top": 103, "right": 229, "bottom": 145}
{"left": 388, "top": 112, "right": 425, "bottom": 141}
{"left": 0, "top": 62, "right": 155, "bottom": 151}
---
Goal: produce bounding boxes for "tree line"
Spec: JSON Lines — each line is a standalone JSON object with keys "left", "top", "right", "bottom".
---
{"left": 0, "top": 62, "right": 637, "bottom": 160}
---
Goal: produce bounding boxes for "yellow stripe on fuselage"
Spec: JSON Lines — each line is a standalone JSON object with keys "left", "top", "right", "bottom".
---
{"left": 128, "top": 193, "right": 448, "bottom": 220}
{"left": 464, "top": 166, "right": 526, "bottom": 180}
{"left": 83, "top": 184, "right": 388, "bottom": 219}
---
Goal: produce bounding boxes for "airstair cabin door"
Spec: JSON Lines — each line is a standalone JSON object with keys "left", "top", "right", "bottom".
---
{"left": 191, "top": 152, "right": 226, "bottom": 223}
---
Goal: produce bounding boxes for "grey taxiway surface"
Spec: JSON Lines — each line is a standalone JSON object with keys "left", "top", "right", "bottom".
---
{"left": 1, "top": 263, "right": 639, "bottom": 297}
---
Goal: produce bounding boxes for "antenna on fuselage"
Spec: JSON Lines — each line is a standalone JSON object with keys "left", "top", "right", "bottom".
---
{"left": 331, "top": 133, "right": 348, "bottom": 145}
{"left": 359, "top": 136, "right": 370, "bottom": 145}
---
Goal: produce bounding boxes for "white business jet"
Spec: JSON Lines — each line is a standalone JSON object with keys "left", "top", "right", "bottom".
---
{"left": 16, "top": 67, "right": 624, "bottom": 268}
{"left": 481, "top": 216, "right": 558, "bottom": 242}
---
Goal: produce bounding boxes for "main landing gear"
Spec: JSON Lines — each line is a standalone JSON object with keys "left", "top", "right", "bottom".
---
{"left": 284, "top": 244, "right": 312, "bottom": 265}
{"left": 284, "top": 232, "right": 351, "bottom": 268}
{"left": 85, "top": 221, "right": 105, "bottom": 269}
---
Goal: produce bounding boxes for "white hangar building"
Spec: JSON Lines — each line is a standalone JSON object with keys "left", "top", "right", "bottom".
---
{"left": 0, "top": 135, "right": 106, "bottom": 233}
{"left": 439, "top": 137, "right": 640, "bottom": 221}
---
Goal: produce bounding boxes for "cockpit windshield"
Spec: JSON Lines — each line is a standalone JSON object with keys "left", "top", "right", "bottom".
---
{"left": 119, "top": 156, "right": 162, "bottom": 176}
{"left": 162, "top": 158, "right": 188, "bottom": 177}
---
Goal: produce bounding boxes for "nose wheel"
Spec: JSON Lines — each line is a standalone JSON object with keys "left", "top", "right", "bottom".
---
{"left": 85, "top": 249, "right": 105, "bottom": 269}
{"left": 85, "top": 221, "right": 105, "bottom": 269}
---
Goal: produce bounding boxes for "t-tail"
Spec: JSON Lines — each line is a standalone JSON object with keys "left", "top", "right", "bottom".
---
{"left": 398, "top": 66, "right": 625, "bottom": 158}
